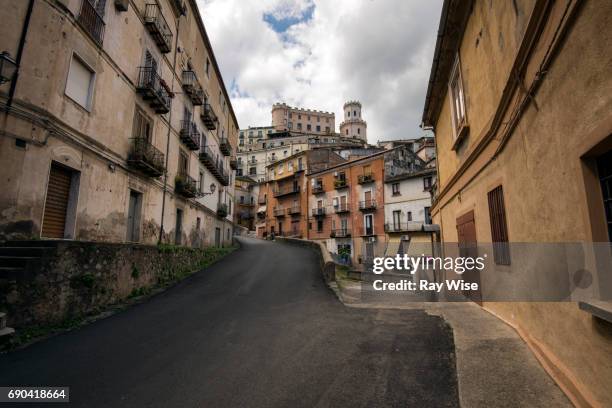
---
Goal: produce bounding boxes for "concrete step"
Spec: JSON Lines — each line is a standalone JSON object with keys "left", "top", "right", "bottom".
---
{"left": 0, "top": 267, "right": 24, "bottom": 280}
{"left": 0, "top": 256, "right": 38, "bottom": 268}
{"left": 0, "top": 247, "right": 54, "bottom": 257}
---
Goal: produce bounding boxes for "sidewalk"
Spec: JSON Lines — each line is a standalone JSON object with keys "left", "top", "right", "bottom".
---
{"left": 332, "top": 279, "right": 573, "bottom": 408}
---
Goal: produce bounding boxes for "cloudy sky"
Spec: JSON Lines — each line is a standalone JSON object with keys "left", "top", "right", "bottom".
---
{"left": 196, "top": 0, "right": 443, "bottom": 143}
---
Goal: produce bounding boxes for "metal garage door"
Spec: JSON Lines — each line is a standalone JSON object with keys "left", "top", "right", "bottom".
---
{"left": 41, "top": 163, "right": 72, "bottom": 238}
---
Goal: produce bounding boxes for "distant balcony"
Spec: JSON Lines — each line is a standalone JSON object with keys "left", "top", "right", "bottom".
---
{"left": 199, "top": 146, "right": 229, "bottom": 186}
{"left": 217, "top": 203, "right": 228, "bottom": 218}
{"left": 230, "top": 158, "right": 238, "bottom": 170}
{"left": 311, "top": 207, "right": 326, "bottom": 217}
{"left": 312, "top": 184, "right": 324, "bottom": 194}
{"left": 175, "top": 173, "right": 199, "bottom": 198}
{"left": 334, "top": 179, "right": 349, "bottom": 189}
{"left": 219, "top": 137, "right": 232, "bottom": 156}
{"left": 330, "top": 229, "right": 351, "bottom": 238}
{"left": 273, "top": 207, "right": 285, "bottom": 217}
{"left": 357, "top": 173, "right": 374, "bottom": 184}
{"left": 236, "top": 160, "right": 244, "bottom": 168}
{"left": 78, "top": 0, "right": 105, "bottom": 46}
{"left": 334, "top": 203, "right": 350, "bottom": 213}
{"left": 143, "top": 3, "right": 173, "bottom": 53}
{"left": 359, "top": 200, "right": 377, "bottom": 211}
{"left": 248, "top": 158, "right": 258, "bottom": 164}
{"left": 273, "top": 185, "right": 300, "bottom": 197}
{"left": 384, "top": 222, "right": 425, "bottom": 233}
{"left": 201, "top": 103, "right": 218, "bottom": 130}
{"left": 287, "top": 206, "right": 301, "bottom": 215}
{"left": 169, "top": 0, "right": 186, "bottom": 16}
{"left": 128, "top": 138, "right": 165, "bottom": 177}
{"left": 179, "top": 120, "right": 200, "bottom": 150}
{"left": 182, "top": 71, "right": 204, "bottom": 105}
{"left": 268, "top": 157, "right": 277, "bottom": 163}
{"left": 136, "top": 66, "right": 171, "bottom": 114}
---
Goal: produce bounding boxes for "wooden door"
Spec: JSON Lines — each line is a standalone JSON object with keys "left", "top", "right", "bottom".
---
{"left": 42, "top": 163, "right": 73, "bottom": 238}
{"left": 364, "top": 190, "right": 372, "bottom": 207}
{"left": 456, "top": 210, "right": 481, "bottom": 303}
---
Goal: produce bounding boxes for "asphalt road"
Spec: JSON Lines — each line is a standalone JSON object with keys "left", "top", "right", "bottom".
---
{"left": 0, "top": 237, "right": 459, "bottom": 408}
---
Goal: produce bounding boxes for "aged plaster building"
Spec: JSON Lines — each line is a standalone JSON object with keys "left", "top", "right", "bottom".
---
{"left": 0, "top": 0, "right": 238, "bottom": 247}
{"left": 423, "top": 0, "right": 612, "bottom": 405}
{"left": 234, "top": 176, "right": 257, "bottom": 230}
{"left": 271, "top": 103, "right": 335, "bottom": 134}
{"left": 339, "top": 101, "right": 367, "bottom": 142}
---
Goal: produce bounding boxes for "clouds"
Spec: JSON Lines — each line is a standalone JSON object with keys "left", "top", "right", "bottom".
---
{"left": 197, "top": 0, "right": 442, "bottom": 142}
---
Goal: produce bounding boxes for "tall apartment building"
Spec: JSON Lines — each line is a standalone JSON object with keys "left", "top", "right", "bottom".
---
{"left": 423, "top": 0, "right": 612, "bottom": 405}
{"left": 271, "top": 103, "right": 335, "bottom": 134}
{"left": 0, "top": 0, "right": 238, "bottom": 247}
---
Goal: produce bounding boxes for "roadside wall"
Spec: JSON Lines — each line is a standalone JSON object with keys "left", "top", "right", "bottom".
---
{"left": 275, "top": 237, "right": 336, "bottom": 283}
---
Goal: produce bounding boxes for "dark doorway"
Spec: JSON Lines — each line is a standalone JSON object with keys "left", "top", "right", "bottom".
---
{"left": 127, "top": 190, "right": 142, "bottom": 242}
{"left": 175, "top": 209, "right": 183, "bottom": 245}
{"left": 42, "top": 162, "right": 78, "bottom": 239}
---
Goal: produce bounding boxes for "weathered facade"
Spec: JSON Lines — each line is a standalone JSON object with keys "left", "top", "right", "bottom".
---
{"left": 423, "top": 0, "right": 612, "bottom": 405}
{"left": 0, "top": 0, "right": 238, "bottom": 247}
{"left": 271, "top": 102, "right": 335, "bottom": 134}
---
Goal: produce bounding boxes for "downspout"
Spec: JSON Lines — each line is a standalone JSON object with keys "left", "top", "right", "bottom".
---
{"left": 5, "top": 0, "right": 35, "bottom": 112}
{"left": 159, "top": 17, "right": 181, "bottom": 244}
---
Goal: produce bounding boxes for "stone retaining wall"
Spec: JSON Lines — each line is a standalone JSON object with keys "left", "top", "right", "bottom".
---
{"left": 275, "top": 237, "right": 337, "bottom": 283}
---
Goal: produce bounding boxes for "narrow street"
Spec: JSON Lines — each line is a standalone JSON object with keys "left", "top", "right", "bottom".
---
{"left": 0, "top": 238, "right": 459, "bottom": 408}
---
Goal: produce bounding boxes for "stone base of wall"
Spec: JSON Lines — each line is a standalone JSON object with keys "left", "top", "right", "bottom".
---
{"left": 0, "top": 240, "right": 235, "bottom": 330}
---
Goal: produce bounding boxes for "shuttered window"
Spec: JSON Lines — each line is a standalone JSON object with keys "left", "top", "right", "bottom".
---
{"left": 42, "top": 163, "right": 73, "bottom": 238}
{"left": 65, "top": 55, "right": 95, "bottom": 110}
{"left": 487, "top": 185, "right": 511, "bottom": 265}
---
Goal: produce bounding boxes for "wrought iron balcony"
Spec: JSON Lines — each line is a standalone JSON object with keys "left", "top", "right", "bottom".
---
{"left": 273, "top": 185, "right": 300, "bottom": 197}
{"left": 198, "top": 146, "right": 229, "bottom": 186}
{"left": 143, "top": 3, "right": 173, "bottom": 53}
{"left": 175, "top": 173, "right": 199, "bottom": 198}
{"left": 248, "top": 158, "right": 258, "bottom": 164}
{"left": 334, "top": 179, "right": 349, "bottom": 189}
{"left": 384, "top": 222, "right": 425, "bottom": 233}
{"left": 287, "top": 206, "right": 301, "bottom": 215}
{"left": 181, "top": 71, "right": 204, "bottom": 105}
{"left": 136, "top": 66, "right": 171, "bottom": 114}
{"left": 330, "top": 229, "right": 351, "bottom": 238}
{"left": 128, "top": 137, "right": 165, "bottom": 177}
{"left": 78, "top": 0, "right": 105, "bottom": 46}
{"left": 273, "top": 207, "right": 285, "bottom": 217}
{"left": 357, "top": 173, "right": 374, "bottom": 184}
{"left": 170, "top": 0, "right": 186, "bottom": 16}
{"left": 311, "top": 207, "right": 326, "bottom": 217}
{"left": 201, "top": 103, "right": 217, "bottom": 130}
{"left": 217, "top": 203, "right": 228, "bottom": 218}
{"left": 312, "top": 184, "right": 324, "bottom": 194}
{"left": 180, "top": 120, "right": 200, "bottom": 150}
{"left": 334, "top": 203, "right": 350, "bottom": 213}
{"left": 219, "top": 137, "right": 232, "bottom": 156}
{"left": 359, "top": 200, "right": 377, "bottom": 211}
{"left": 230, "top": 158, "right": 238, "bottom": 170}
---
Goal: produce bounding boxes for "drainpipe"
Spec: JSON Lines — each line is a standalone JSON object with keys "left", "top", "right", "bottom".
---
{"left": 5, "top": 0, "right": 35, "bottom": 112}
{"left": 158, "top": 17, "right": 181, "bottom": 244}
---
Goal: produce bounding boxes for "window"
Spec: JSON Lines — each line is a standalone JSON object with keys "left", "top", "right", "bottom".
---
{"left": 65, "top": 54, "right": 95, "bottom": 110}
{"left": 347, "top": 111, "right": 350, "bottom": 117}
{"left": 449, "top": 54, "right": 468, "bottom": 141}
{"left": 298, "top": 114, "right": 301, "bottom": 119}
{"left": 353, "top": 110, "right": 356, "bottom": 116}
{"left": 357, "top": 128, "right": 360, "bottom": 134}
{"left": 297, "top": 123, "right": 302, "bottom": 130}
{"left": 240, "top": 195, "right": 245, "bottom": 204}
{"left": 407, "top": 211, "right": 412, "bottom": 221}
{"left": 424, "top": 207, "right": 431, "bottom": 224}
{"left": 487, "top": 185, "right": 511, "bottom": 265}
{"left": 316, "top": 116, "right": 320, "bottom": 122}
{"left": 364, "top": 214, "right": 374, "bottom": 235}
{"left": 289, "top": 112, "right": 293, "bottom": 118}
{"left": 346, "top": 129, "right": 348, "bottom": 135}
{"left": 393, "top": 210, "right": 401, "bottom": 229}
{"left": 288, "top": 122, "right": 293, "bottom": 129}
{"left": 326, "top": 126, "right": 330, "bottom": 133}
{"left": 392, "top": 183, "right": 400, "bottom": 195}
{"left": 133, "top": 107, "right": 152, "bottom": 141}
{"left": 307, "top": 124, "right": 311, "bottom": 131}
{"left": 258, "top": 130, "right": 262, "bottom": 136}
{"left": 316, "top": 125, "right": 321, "bottom": 132}
{"left": 249, "top": 167, "right": 256, "bottom": 175}
{"left": 206, "top": 58, "right": 210, "bottom": 77}
{"left": 317, "top": 219, "right": 323, "bottom": 232}
{"left": 178, "top": 151, "right": 188, "bottom": 175}
{"left": 199, "top": 170, "right": 204, "bottom": 191}
{"left": 423, "top": 176, "right": 433, "bottom": 191}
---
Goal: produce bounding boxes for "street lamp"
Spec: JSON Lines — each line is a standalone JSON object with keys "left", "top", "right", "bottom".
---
{"left": 200, "top": 183, "right": 216, "bottom": 196}
{"left": 0, "top": 52, "right": 17, "bottom": 85}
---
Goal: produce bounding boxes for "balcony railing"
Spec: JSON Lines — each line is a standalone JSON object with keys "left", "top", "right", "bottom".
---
{"left": 359, "top": 200, "right": 377, "bottom": 211}
{"left": 219, "top": 137, "right": 232, "bottom": 156}
{"left": 357, "top": 173, "right": 374, "bottom": 184}
{"left": 236, "top": 160, "right": 244, "bottom": 168}
{"left": 181, "top": 71, "right": 204, "bottom": 105}
{"left": 201, "top": 103, "right": 217, "bottom": 130}
{"left": 334, "top": 203, "right": 350, "bottom": 213}
{"left": 199, "top": 146, "right": 230, "bottom": 186}
{"left": 287, "top": 206, "right": 301, "bottom": 215}
{"left": 144, "top": 3, "right": 173, "bottom": 53}
{"left": 273, "top": 185, "right": 300, "bottom": 197}
{"left": 312, "top": 184, "right": 324, "bottom": 194}
{"left": 217, "top": 203, "right": 228, "bottom": 218}
{"left": 230, "top": 158, "right": 238, "bottom": 170}
{"left": 136, "top": 66, "right": 171, "bottom": 113}
{"left": 128, "top": 138, "right": 165, "bottom": 177}
{"left": 273, "top": 207, "right": 285, "bottom": 217}
{"left": 175, "top": 173, "right": 199, "bottom": 198}
{"left": 248, "top": 158, "right": 258, "bottom": 164}
{"left": 334, "top": 179, "right": 349, "bottom": 189}
{"left": 384, "top": 222, "right": 425, "bottom": 232}
{"left": 330, "top": 229, "right": 351, "bottom": 238}
{"left": 311, "top": 208, "right": 326, "bottom": 217}
{"left": 180, "top": 120, "right": 200, "bottom": 150}
{"left": 170, "top": 0, "right": 186, "bottom": 16}
{"left": 78, "top": 0, "right": 105, "bottom": 46}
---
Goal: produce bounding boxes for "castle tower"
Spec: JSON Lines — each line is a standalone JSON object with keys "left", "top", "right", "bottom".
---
{"left": 339, "top": 101, "right": 367, "bottom": 142}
